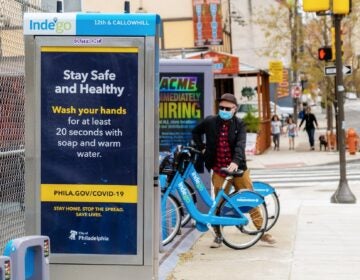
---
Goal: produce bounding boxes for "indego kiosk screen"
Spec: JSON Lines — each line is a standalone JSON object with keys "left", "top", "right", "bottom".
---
{"left": 40, "top": 46, "right": 138, "bottom": 255}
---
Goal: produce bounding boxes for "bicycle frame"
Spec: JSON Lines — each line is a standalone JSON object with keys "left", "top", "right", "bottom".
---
{"left": 159, "top": 149, "right": 276, "bottom": 207}
{"left": 163, "top": 170, "right": 265, "bottom": 232}
{"left": 179, "top": 161, "right": 276, "bottom": 208}
{"left": 159, "top": 147, "right": 270, "bottom": 239}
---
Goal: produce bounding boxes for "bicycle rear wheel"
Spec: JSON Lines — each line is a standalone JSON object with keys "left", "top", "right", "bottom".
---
{"left": 218, "top": 193, "right": 268, "bottom": 250}
{"left": 264, "top": 192, "right": 280, "bottom": 231}
{"left": 161, "top": 194, "right": 181, "bottom": 246}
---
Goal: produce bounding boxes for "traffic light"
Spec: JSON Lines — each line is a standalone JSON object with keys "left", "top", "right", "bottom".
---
{"left": 331, "top": 27, "right": 336, "bottom": 61}
{"left": 333, "top": 0, "right": 350, "bottom": 14}
{"left": 330, "top": 27, "right": 344, "bottom": 61}
{"left": 303, "top": 0, "right": 329, "bottom": 12}
{"left": 318, "top": 47, "right": 332, "bottom": 61}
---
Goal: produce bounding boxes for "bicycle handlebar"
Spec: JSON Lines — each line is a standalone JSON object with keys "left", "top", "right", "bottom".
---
{"left": 182, "top": 146, "right": 202, "bottom": 155}
{"left": 220, "top": 167, "right": 244, "bottom": 177}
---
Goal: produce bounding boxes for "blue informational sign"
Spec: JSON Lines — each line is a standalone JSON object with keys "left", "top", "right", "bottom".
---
{"left": 23, "top": 13, "right": 161, "bottom": 36}
{"left": 76, "top": 14, "right": 160, "bottom": 36}
{"left": 40, "top": 46, "right": 138, "bottom": 255}
{"left": 159, "top": 72, "right": 204, "bottom": 152}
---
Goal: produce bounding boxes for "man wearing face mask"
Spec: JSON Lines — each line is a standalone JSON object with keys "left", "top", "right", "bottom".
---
{"left": 192, "top": 93, "right": 276, "bottom": 248}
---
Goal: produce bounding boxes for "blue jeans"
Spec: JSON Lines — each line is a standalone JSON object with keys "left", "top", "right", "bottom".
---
{"left": 306, "top": 128, "right": 315, "bottom": 147}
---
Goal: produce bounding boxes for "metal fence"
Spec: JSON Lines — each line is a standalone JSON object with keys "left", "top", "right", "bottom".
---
{"left": 0, "top": 0, "right": 43, "bottom": 253}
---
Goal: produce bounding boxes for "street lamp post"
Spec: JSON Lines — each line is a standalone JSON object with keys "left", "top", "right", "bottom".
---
{"left": 330, "top": 14, "right": 356, "bottom": 204}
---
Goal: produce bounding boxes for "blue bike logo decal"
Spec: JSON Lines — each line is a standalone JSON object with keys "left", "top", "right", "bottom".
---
{"left": 191, "top": 171, "right": 205, "bottom": 191}
{"left": 178, "top": 181, "right": 191, "bottom": 204}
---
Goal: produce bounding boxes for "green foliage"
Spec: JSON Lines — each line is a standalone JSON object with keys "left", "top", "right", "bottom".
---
{"left": 242, "top": 112, "right": 260, "bottom": 133}
{"left": 241, "top": 87, "right": 255, "bottom": 100}
{"left": 320, "top": 101, "right": 326, "bottom": 109}
{"left": 253, "top": 5, "right": 291, "bottom": 58}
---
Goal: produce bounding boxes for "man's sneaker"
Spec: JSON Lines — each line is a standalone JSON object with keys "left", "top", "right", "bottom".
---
{"left": 210, "top": 237, "right": 223, "bottom": 248}
{"left": 260, "top": 233, "right": 276, "bottom": 245}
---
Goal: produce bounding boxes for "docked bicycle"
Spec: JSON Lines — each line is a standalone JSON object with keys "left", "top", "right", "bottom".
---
{"left": 159, "top": 146, "right": 269, "bottom": 249}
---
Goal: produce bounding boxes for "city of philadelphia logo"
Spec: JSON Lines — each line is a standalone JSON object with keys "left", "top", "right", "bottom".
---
{"left": 68, "top": 230, "right": 110, "bottom": 242}
{"left": 69, "top": 230, "right": 78, "bottom": 240}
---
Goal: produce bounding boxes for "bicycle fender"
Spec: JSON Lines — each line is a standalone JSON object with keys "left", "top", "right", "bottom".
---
{"left": 226, "top": 191, "right": 264, "bottom": 209}
{"left": 253, "top": 181, "right": 275, "bottom": 196}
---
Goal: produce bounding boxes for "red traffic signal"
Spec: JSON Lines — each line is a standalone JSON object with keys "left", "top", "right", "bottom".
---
{"left": 318, "top": 47, "right": 332, "bottom": 61}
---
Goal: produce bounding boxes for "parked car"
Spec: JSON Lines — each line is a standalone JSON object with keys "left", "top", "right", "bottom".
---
{"left": 270, "top": 101, "right": 293, "bottom": 120}
{"left": 235, "top": 102, "right": 259, "bottom": 119}
{"left": 345, "top": 92, "right": 357, "bottom": 100}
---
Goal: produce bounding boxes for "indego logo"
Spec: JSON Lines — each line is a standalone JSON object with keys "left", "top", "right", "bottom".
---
{"left": 29, "top": 18, "right": 72, "bottom": 33}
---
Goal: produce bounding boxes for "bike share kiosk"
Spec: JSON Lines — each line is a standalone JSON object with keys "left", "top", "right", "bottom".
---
{"left": 24, "top": 12, "right": 161, "bottom": 279}
{"left": 159, "top": 59, "right": 214, "bottom": 209}
{"left": 0, "top": 256, "right": 11, "bottom": 280}
{"left": 159, "top": 59, "right": 214, "bottom": 152}
{"left": 3, "top": 236, "right": 50, "bottom": 280}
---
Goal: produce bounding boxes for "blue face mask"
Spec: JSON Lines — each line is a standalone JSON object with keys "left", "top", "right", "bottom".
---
{"left": 219, "top": 109, "right": 234, "bottom": 120}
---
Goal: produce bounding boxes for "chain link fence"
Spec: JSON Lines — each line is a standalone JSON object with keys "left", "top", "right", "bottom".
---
{"left": 0, "top": 0, "right": 43, "bottom": 253}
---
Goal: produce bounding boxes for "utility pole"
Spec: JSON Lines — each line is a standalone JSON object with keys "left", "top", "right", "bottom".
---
{"left": 330, "top": 14, "right": 356, "bottom": 203}
{"left": 290, "top": 0, "right": 300, "bottom": 123}
{"left": 302, "top": 0, "right": 355, "bottom": 203}
{"left": 322, "top": 17, "right": 334, "bottom": 133}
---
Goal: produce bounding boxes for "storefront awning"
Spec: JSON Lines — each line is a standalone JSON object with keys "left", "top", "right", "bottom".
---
{"left": 187, "top": 51, "right": 239, "bottom": 77}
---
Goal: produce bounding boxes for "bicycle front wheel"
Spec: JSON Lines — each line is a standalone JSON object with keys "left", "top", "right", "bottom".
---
{"left": 264, "top": 192, "right": 280, "bottom": 231}
{"left": 161, "top": 193, "right": 181, "bottom": 246}
{"left": 218, "top": 194, "right": 268, "bottom": 250}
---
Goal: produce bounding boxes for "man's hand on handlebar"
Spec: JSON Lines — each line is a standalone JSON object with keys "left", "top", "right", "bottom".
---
{"left": 227, "top": 162, "right": 238, "bottom": 172}
{"left": 220, "top": 165, "right": 244, "bottom": 177}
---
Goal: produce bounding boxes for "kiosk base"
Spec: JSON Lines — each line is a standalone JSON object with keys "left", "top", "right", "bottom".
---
{"left": 51, "top": 264, "right": 155, "bottom": 280}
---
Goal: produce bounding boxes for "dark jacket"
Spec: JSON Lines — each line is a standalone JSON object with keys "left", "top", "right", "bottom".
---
{"left": 192, "top": 115, "right": 247, "bottom": 171}
{"left": 299, "top": 113, "right": 318, "bottom": 130}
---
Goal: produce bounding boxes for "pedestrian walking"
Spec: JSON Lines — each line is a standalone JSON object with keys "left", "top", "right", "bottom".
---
{"left": 299, "top": 106, "right": 319, "bottom": 150}
{"left": 192, "top": 93, "right": 276, "bottom": 248}
{"left": 271, "top": 115, "right": 282, "bottom": 151}
{"left": 298, "top": 102, "right": 307, "bottom": 121}
{"left": 286, "top": 116, "right": 297, "bottom": 150}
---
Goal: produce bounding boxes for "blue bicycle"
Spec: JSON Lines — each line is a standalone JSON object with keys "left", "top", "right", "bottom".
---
{"left": 160, "top": 146, "right": 268, "bottom": 249}
{"left": 159, "top": 148, "right": 280, "bottom": 236}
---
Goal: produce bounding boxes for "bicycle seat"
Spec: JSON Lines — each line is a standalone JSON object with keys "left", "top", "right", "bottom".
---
{"left": 220, "top": 167, "right": 244, "bottom": 177}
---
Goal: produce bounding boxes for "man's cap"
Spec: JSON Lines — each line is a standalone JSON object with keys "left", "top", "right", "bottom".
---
{"left": 218, "top": 93, "right": 238, "bottom": 106}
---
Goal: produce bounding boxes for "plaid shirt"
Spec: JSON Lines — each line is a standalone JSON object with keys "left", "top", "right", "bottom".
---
{"left": 213, "top": 121, "right": 232, "bottom": 177}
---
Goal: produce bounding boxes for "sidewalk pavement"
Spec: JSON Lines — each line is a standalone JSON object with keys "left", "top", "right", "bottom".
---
{"left": 246, "top": 105, "right": 360, "bottom": 169}
{"left": 162, "top": 106, "right": 360, "bottom": 280}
